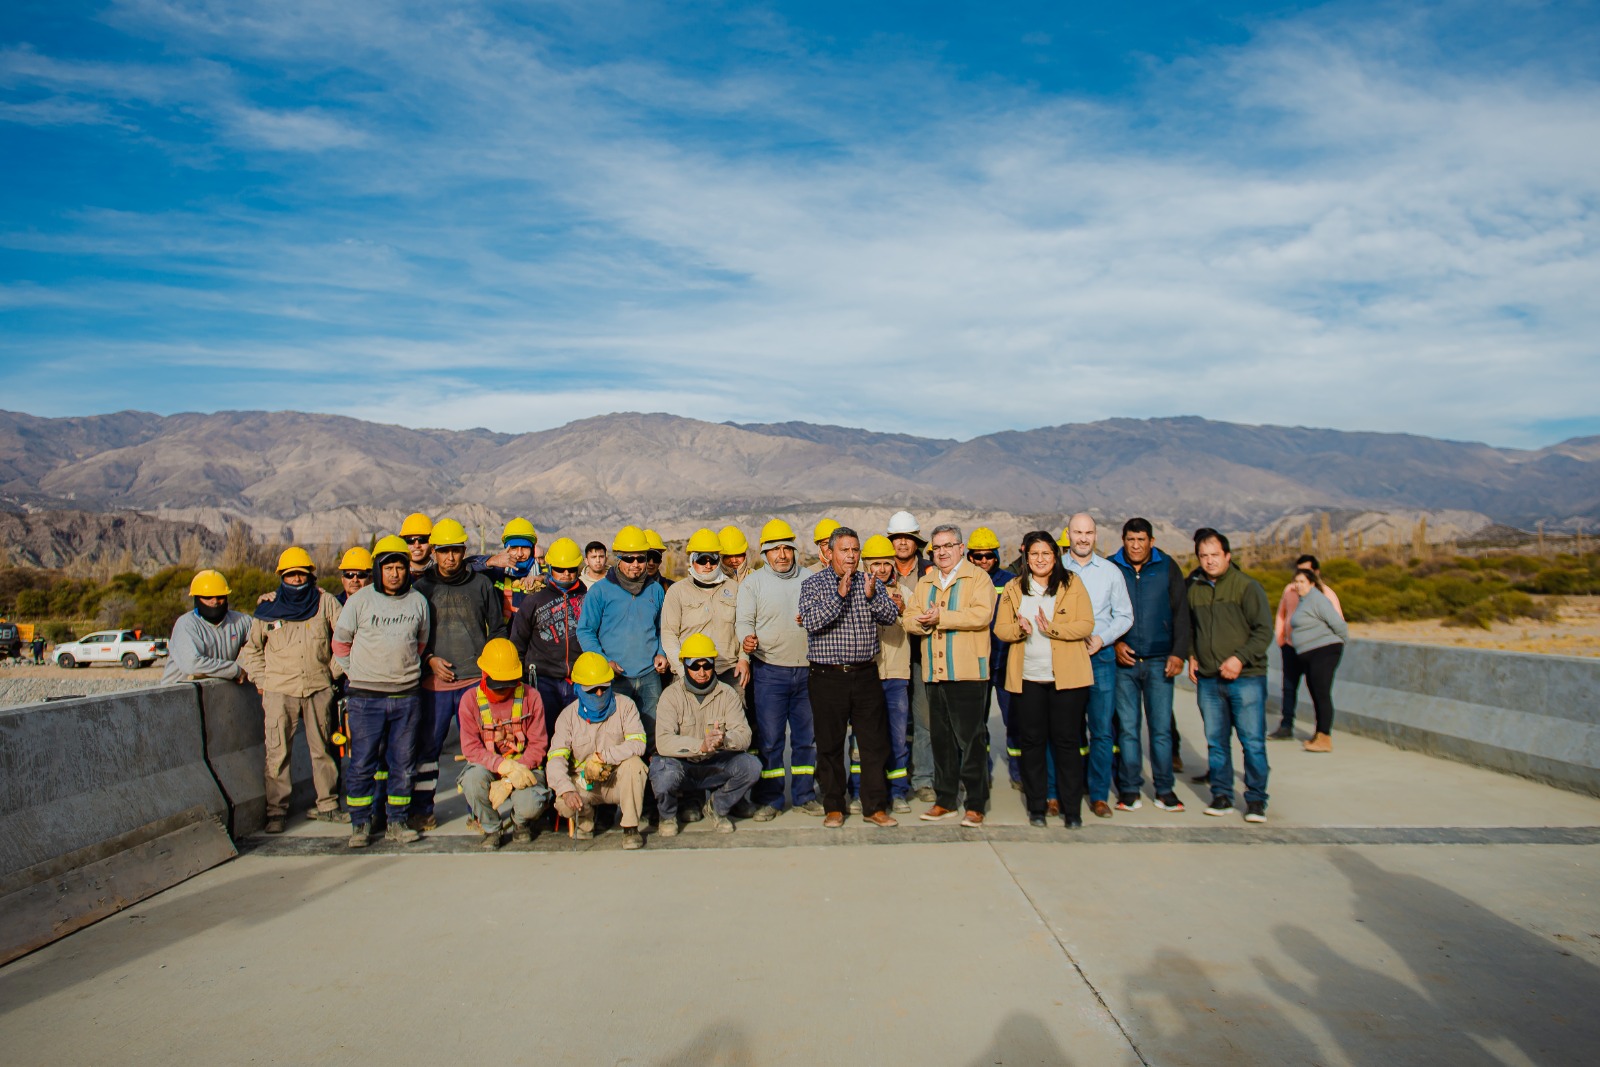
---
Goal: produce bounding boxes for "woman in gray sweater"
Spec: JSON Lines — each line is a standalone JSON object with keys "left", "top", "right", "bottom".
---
{"left": 1289, "top": 568, "right": 1349, "bottom": 752}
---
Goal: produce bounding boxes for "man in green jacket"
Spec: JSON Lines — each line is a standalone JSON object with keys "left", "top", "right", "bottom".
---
{"left": 1186, "top": 528, "right": 1272, "bottom": 824}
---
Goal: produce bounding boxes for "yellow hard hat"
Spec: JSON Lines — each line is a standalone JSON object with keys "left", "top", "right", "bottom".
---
{"left": 275, "top": 546, "right": 315, "bottom": 573}
{"left": 679, "top": 633, "right": 718, "bottom": 661}
{"left": 570, "top": 651, "right": 616, "bottom": 688}
{"left": 189, "top": 569, "right": 231, "bottom": 597}
{"left": 399, "top": 512, "right": 434, "bottom": 538}
{"left": 718, "top": 525, "right": 749, "bottom": 555}
{"left": 967, "top": 527, "right": 1001, "bottom": 551}
{"left": 1056, "top": 526, "right": 1071, "bottom": 547}
{"left": 759, "top": 519, "right": 797, "bottom": 545}
{"left": 338, "top": 546, "right": 373, "bottom": 571}
{"left": 685, "top": 528, "right": 721, "bottom": 554}
{"left": 643, "top": 528, "right": 667, "bottom": 552}
{"left": 501, "top": 517, "right": 537, "bottom": 545}
{"left": 372, "top": 534, "right": 410, "bottom": 560}
{"left": 429, "top": 518, "right": 469, "bottom": 547}
{"left": 544, "top": 537, "right": 583, "bottom": 569}
{"left": 612, "top": 525, "right": 650, "bottom": 553}
{"left": 476, "top": 638, "right": 523, "bottom": 684}
{"left": 861, "top": 535, "right": 896, "bottom": 559}
{"left": 812, "top": 518, "right": 841, "bottom": 545}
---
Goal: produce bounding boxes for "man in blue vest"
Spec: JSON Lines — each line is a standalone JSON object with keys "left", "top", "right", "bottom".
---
{"left": 1110, "top": 518, "right": 1192, "bottom": 813}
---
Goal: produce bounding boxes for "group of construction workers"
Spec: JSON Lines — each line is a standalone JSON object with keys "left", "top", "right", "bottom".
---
{"left": 164, "top": 505, "right": 1278, "bottom": 849}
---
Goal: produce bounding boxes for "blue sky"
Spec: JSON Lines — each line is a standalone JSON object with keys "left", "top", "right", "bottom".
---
{"left": 2, "top": 1, "right": 1597, "bottom": 447}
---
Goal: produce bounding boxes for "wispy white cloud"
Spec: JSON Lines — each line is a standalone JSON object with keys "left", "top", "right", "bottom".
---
{"left": 1, "top": 1, "right": 1597, "bottom": 446}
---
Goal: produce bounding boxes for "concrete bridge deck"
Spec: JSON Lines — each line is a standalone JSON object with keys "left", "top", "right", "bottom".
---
{"left": 3, "top": 691, "right": 1599, "bottom": 1065}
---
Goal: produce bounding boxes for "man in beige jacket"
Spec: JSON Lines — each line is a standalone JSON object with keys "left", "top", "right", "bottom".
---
{"left": 902, "top": 524, "right": 997, "bottom": 827}
{"left": 548, "top": 652, "right": 650, "bottom": 849}
{"left": 237, "top": 548, "right": 346, "bottom": 834}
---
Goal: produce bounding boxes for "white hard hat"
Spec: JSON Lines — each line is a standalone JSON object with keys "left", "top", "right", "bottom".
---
{"left": 886, "top": 511, "right": 923, "bottom": 539}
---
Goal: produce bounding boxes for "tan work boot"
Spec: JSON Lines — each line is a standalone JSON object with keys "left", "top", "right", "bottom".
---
{"left": 1303, "top": 733, "right": 1333, "bottom": 752}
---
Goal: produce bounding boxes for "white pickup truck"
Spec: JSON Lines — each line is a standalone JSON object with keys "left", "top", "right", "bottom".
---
{"left": 54, "top": 630, "right": 169, "bottom": 670}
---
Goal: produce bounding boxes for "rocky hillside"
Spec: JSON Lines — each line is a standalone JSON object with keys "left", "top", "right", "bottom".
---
{"left": 4, "top": 408, "right": 1595, "bottom": 558}
{"left": 0, "top": 509, "right": 226, "bottom": 571}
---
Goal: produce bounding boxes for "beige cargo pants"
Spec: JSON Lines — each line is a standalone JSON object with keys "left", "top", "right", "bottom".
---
{"left": 263, "top": 688, "right": 341, "bottom": 818}
{"left": 570, "top": 755, "right": 648, "bottom": 832}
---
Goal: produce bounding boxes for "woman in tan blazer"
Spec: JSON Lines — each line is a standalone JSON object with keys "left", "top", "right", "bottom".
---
{"left": 994, "top": 531, "right": 1095, "bottom": 827}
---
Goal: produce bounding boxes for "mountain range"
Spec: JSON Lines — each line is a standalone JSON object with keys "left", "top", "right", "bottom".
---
{"left": 1, "top": 408, "right": 1595, "bottom": 568}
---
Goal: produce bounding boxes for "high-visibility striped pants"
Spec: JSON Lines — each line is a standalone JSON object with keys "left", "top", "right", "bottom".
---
{"left": 749, "top": 659, "right": 816, "bottom": 809}
{"left": 412, "top": 686, "right": 467, "bottom": 816}
{"left": 345, "top": 691, "right": 421, "bottom": 829}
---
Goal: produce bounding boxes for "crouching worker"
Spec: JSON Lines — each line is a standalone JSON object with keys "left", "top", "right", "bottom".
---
{"left": 457, "top": 638, "right": 552, "bottom": 850}
{"left": 547, "top": 652, "right": 649, "bottom": 850}
{"left": 650, "top": 635, "right": 760, "bottom": 836}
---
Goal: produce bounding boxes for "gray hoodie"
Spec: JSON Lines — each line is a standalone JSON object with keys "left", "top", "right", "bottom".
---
{"left": 332, "top": 584, "right": 431, "bottom": 694}
{"left": 1289, "top": 585, "right": 1349, "bottom": 654}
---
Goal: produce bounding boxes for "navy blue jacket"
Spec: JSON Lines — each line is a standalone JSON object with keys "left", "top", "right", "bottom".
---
{"left": 1108, "top": 547, "right": 1192, "bottom": 661}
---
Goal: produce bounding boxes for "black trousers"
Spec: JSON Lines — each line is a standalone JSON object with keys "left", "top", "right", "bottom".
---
{"left": 1278, "top": 643, "right": 1303, "bottom": 727}
{"left": 1297, "top": 643, "right": 1343, "bottom": 735}
{"left": 928, "top": 679, "right": 991, "bottom": 813}
{"left": 809, "top": 664, "right": 890, "bottom": 815}
{"left": 1016, "top": 681, "right": 1089, "bottom": 817}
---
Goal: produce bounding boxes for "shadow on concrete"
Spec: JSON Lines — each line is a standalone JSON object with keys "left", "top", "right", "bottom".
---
{"left": 1270, "top": 850, "right": 1600, "bottom": 1063}
{"left": 0, "top": 857, "right": 386, "bottom": 1012}
{"left": 652, "top": 1022, "right": 756, "bottom": 1066}
{"left": 965, "top": 1011, "right": 1075, "bottom": 1065}
{"left": 1119, "top": 850, "right": 1600, "bottom": 1063}
{"left": 1124, "top": 947, "right": 1327, "bottom": 1064}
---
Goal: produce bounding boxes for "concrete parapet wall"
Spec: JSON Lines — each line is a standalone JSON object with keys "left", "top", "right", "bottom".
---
{"left": 1268, "top": 641, "right": 1600, "bottom": 797}
{"left": 0, "top": 686, "right": 237, "bottom": 964}
{"left": 194, "top": 681, "right": 318, "bottom": 839}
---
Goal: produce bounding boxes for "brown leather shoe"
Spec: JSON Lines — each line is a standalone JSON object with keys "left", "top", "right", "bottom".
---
{"left": 864, "top": 811, "right": 898, "bottom": 828}
{"left": 960, "top": 810, "right": 984, "bottom": 828}
{"left": 919, "top": 805, "right": 959, "bottom": 821}
{"left": 1046, "top": 800, "right": 1061, "bottom": 817}
{"left": 823, "top": 811, "right": 845, "bottom": 828}
{"left": 1303, "top": 733, "right": 1333, "bottom": 752}
{"left": 1091, "top": 800, "right": 1113, "bottom": 819}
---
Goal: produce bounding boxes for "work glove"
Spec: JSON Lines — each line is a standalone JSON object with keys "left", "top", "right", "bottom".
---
{"left": 583, "top": 753, "right": 613, "bottom": 785}
{"left": 505, "top": 762, "right": 538, "bottom": 791}
{"left": 488, "top": 779, "right": 515, "bottom": 808}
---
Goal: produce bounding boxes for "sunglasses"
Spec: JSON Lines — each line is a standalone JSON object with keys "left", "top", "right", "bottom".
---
{"left": 691, "top": 553, "right": 721, "bottom": 565}
{"left": 584, "top": 685, "right": 609, "bottom": 696}
{"left": 341, "top": 571, "right": 368, "bottom": 580}
{"left": 684, "top": 659, "right": 715, "bottom": 672}
{"left": 403, "top": 536, "right": 430, "bottom": 545}
{"left": 616, "top": 553, "right": 647, "bottom": 564}
{"left": 967, "top": 551, "right": 998, "bottom": 561}
{"left": 550, "top": 566, "right": 577, "bottom": 575}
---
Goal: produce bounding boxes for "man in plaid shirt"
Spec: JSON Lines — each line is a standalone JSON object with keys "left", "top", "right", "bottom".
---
{"left": 799, "top": 525, "right": 902, "bottom": 828}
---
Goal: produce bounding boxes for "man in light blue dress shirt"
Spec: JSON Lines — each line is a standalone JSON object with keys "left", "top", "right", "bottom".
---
{"left": 1061, "top": 514, "right": 1134, "bottom": 818}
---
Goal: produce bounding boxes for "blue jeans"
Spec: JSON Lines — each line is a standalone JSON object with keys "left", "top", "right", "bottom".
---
{"left": 1114, "top": 659, "right": 1176, "bottom": 795}
{"left": 649, "top": 751, "right": 762, "bottom": 817}
{"left": 345, "top": 691, "right": 421, "bottom": 828}
{"left": 909, "top": 670, "right": 932, "bottom": 789}
{"left": 412, "top": 687, "right": 465, "bottom": 816}
{"left": 749, "top": 659, "right": 816, "bottom": 808}
{"left": 612, "top": 670, "right": 664, "bottom": 749}
{"left": 534, "top": 676, "right": 573, "bottom": 741}
{"left": 1083, "top": 648, "right": 1118, "bottom": 803}
{"left": 851, "top": 678, "right": 911, "bottom": 801}
{"left": 1195, "top": 674, "right": 1270, "bottom": 805}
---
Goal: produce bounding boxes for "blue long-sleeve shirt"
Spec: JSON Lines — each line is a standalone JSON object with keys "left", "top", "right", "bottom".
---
{"left": 576, "top": 569, "right": 665, "bottom": 678}
{"left": 1064, "top": 552, "right": 1134, "bottom": 646}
